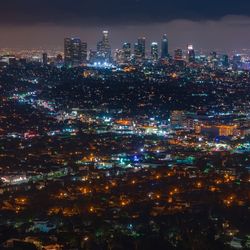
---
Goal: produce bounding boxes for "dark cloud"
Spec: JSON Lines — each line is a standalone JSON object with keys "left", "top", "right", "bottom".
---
{"left": 1, "top": 0, "right": 250, "bottom": 25}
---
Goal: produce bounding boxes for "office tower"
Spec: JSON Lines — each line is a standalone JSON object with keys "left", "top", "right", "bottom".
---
{"left": 232, "top": 54, "right": 242, "bottom": 70}
{"left": 64, "top": 38, "right": 87, "bottom": 67}
{"left": 138, "top": 37, "right": 146, "bottom": 59}
{"left": 71, "top": 38, "right": 82, "bottom": 66}
{"left": 134, "top": 37, "right": 146, "bottom": 63}
{"left": 161, "top": 34, "right": 169, "bottom": 58}
{"left": 151, "top": 42, "right": 159, "bottom": 61}
{"left": 187, "top": 44, "right": 195, "bottom": 63}
{"left": 97, "top": 31, "right": 111, "bottom": 62}
{"left": 174, "top": 49, "right": 183, "bottom": 61}
{"left": 80, "top": 42, "right": 87, "bottom": 63}
{"left": 42, "top": 53, "right": 48, "bottom": 65}
{"left": 221, "top": 54, "right": 229, "bottom": 68}
{"left": 64, "top": 38, "right": 72, "bottom": 66}
{"left": 89, "top": 50, "right": 98, "bottom": 64}
{"left": 122, "top": 42, "right": 131, "bottom": 63}
{"left": 102, "top": 31, "right": 111, "bottom": 52}
{"left": 134, "top": 43, "right": 140, "bottom": 61}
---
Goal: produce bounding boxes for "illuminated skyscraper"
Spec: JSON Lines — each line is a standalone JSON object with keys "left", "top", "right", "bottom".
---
{"left": 97, "top": 30, "right": 111, "bottom": 62}
{"left": 161, "top": 34, "right": 169, "bottom": 58}
{"left": 64, "top": 38, "right": 87, "bottom": 67}
{"left": 64, "top": 38, "right": 72, "bottom": 66}
{"left": 187, "top": 44, "right": 195, "bottom": 63}
{"left": 221, "top": 54, "right": 229, "bottom": 68}
{"left": 80, "top": 42, "right": 87, "bottom": 63}
{"left": 151, "top": 42, "right": 159, "bottom": 61}
{"left": 138, "top": 37, "right": 146, "bottom": 59}
{"left": 102, "top": 30, "right": 111, "bottom": 59}
{"left": 232, "top": 54, "right": 242, "bottom": 70}
{"left": 122, "top": 42, "right": 131, "bottom": 63}
{"left": 134, "top": 37, "right": 146, "bottom": 62}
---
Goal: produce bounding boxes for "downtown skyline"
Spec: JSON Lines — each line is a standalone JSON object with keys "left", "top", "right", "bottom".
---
{"left": 1, "top": 17, "right": 250, "bottom": 53}
{"left": 1, "top": 0, "right": 250, "bottom": 51}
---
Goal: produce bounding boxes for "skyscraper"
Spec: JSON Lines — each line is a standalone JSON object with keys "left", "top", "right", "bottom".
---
{"left": 122, "top": 42, "right": 131, "bottom": 63}
{"left": 187, "top": 44, "right": 195, "bottom": 63}
{"left": 64, "top": 38, "right": 87, "bottom": 67}
{"left": 64, "top": 38, "right": 72, "bottom": 66}
{"left": 134, "top": 37, "right": 146, "bottom": 63}
{"left": 232, "top": 54, "right": 242, "bottom": 70}
{"left": 138, "top": 37, "right": 146, "bottom": 59}
{"left": 97, "top": 31, "right": 111, "bottom": 62}
{"left": 221, "top": 54, "right": 229, "bottom": 68}
{"left": 80, "top": 42, "right": 87, "bottom": 63}
{"left": 151, "top": 42, "right": 159, "bottom": 61}
{"left": 71, "top": 38, "right": 83, "bottom": 66}
{"left": 42, "top": 53, "right": 48, "bottom": 65}
{"left": 161, "top": 34, "right": 169, "bottom": 58}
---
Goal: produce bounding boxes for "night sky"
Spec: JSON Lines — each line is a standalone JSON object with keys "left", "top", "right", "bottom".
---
{"left": 1, "top": 0, "right": 250, "bottom": 51}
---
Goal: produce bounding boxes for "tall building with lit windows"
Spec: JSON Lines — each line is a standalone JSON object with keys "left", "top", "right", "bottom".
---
{"left": 64, "top": 38, "right": 87, "bottom": 67}
{"left": 187, "top": 44, "right": 195, "bottom": 63}
{"left": 97, "top": 30, "right": 111, "bottom": 62}
{"left": 151, "top": 42, "right": 159, "bottom": 61}
{"left": 134, "top": 37, "right": 146, "bottom": 62}
{"left": 161, "top": 34, "right": 169, "bottom": 58}
{"left": 64, "top": 38, "right": 72, "bottom": 66}
{"left": 122, "top": 42, "right": 131, "bottom": 63}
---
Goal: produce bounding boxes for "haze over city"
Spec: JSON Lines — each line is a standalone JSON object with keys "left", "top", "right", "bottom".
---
{"left": 1, "top": 0, "right": 250, "bottom": 51}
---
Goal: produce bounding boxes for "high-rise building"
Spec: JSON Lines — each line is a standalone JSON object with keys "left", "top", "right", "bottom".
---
{"left": 174, "top": 49, "right": 183, "bottom": 61}
{"left": 42, "top": 53, "right": 48, "bottom": 65}
{"left": 187, "top": 44, "right": 195, "bottom": 63}
{"left": 161, "top": 34, "right": 169, "bottom": 58}
{"left": 71, "top": 38, "right": 82, "bottom": 66}
{"left": 134, "top": 37, "right": 146, "bottom": 62}
{"left": 89, "top": 50, "right": 98, "bottom": 64}
{"left": 151, "top": 42, "right": 159, "bottom": 61}
{"left": 80, "top": 42, "right": 87, "bottom": 63}
{"left": 64, "top": 38, "right": 72, "bottom": 66}
{"left": 64, "top": 38, "right": 87, "bottom": 67}
{"left": 232, "top": 54, "right": 242, "bottom": 70}
{"left": 221, "top": 54, "right": 229, "bottom": 68}
{"left": 97, "top": 31, "right": 111, "bottom": 62}
{"left": 134, "top": 43, "right": 139, "bottom": 61}
{"left": 138, "top": 37, "right": 146, "bottom": 59}
{"left": 122, "top": 42, "right": 131, "bottom": 63}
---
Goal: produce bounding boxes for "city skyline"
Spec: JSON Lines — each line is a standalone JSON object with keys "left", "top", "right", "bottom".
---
{"left": 1, "top": 0, "right": 250, "bottom": 51}
{"left": 2, "top": 26, "right": 250, "bottom": 56}
{"left": 2, "top": 17, "right": 250, "bottom": 52}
